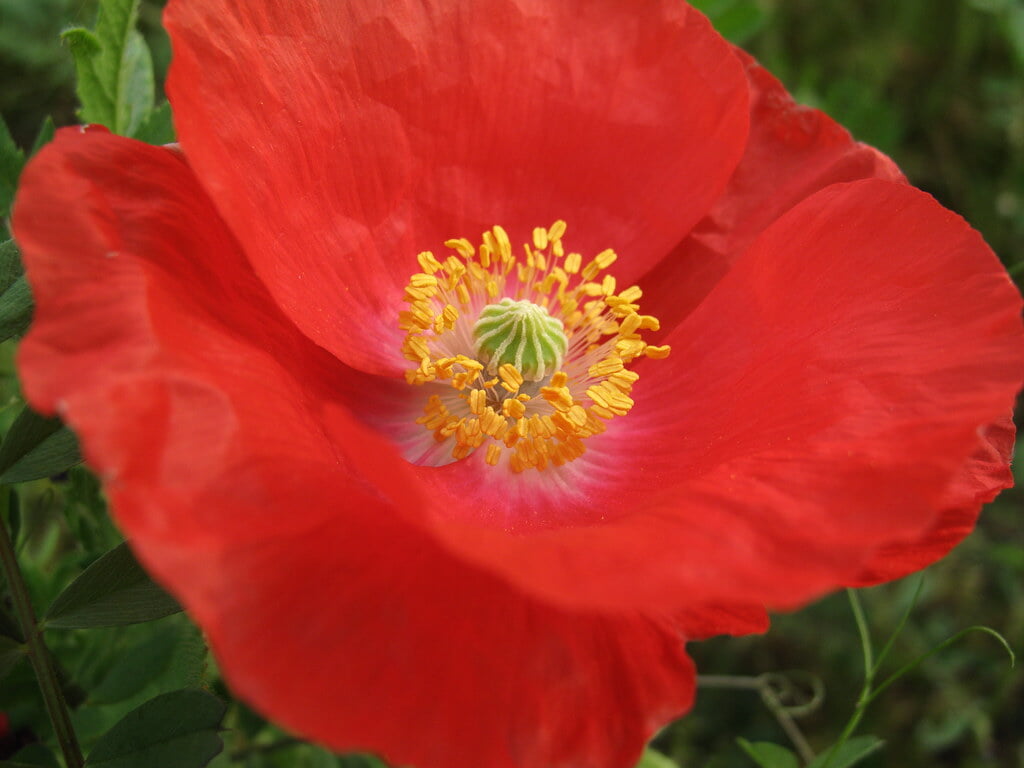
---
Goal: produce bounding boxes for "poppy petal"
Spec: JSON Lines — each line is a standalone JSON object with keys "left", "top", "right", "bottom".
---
{"left": 850, "top": 416, "right": 1016, "bottom": 585}
{"left": 164, "top": 0, "right": 751, "bottom": 373}
{"left": 641, "top": 48, "right": 904, "bottom": 335}
{"left": 412, "top": 179, "right": 1023, "bottom": 614}
{"left": 13, "top": 129, "right": 699, "bottom": 768}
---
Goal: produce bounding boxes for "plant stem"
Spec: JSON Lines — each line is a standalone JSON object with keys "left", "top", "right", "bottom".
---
{"left": 0, "top": 489, "right": 84, "bottom": 768}
{"left": 819, "top": 590, "right": 876, "bottom": 768}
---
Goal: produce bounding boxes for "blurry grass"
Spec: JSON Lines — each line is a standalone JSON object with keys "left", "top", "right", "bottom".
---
{"left": 1, "top": 1, "right": 1022, "bottom": 766}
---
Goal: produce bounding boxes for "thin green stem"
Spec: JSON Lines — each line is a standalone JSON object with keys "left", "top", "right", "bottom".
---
{"left": 847, "top": 589, "right": 874, "bottom": 686}
{"left": 865, "top": 625, "right": 1014, "bottom": 707}
{"left": 871, "top": 574, "right": 925, "bottom": 677}
{"left": 1008, "top": 259, "right": 1024, "bottom": 278}
{"left": 819, "top": 590, "right": 876, "bottom": 768}
{"left": 0, "top": 489, "right": 84, "bottom": 768}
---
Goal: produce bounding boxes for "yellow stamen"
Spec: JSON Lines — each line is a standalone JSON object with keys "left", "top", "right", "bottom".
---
{"left": 398, "top": 222, "right": 669, "bottom": 472}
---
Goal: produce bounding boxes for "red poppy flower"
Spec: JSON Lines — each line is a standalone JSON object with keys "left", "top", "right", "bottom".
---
{"left": 12, "top": 2, "right": 1024, "bottom": 767}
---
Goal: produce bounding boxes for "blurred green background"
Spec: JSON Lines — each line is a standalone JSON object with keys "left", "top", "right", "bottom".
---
{"left": 0, "top": 0, "right": 1022, "bottom": 767}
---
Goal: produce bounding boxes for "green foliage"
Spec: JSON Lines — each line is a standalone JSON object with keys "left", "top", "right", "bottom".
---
{"left": 62, "top": 0, "right": 156, "bottom": 137}
{"left": 83, "top": 689, "right": 225, "bottom": 767}
{"left": 737, "top": 739, "right": 799, "bottom": 768}
{"left": 691, "top": 0, "right": 768, "bottom": 44}
{"left": 0, "top": 405, "right": 80, "bottom": 483}
{"left": 0, "top": 240, "right": 31, "bottom": 343}
{"left": 635, "top": 748, "right": 679, "bottom": 768}
{"left": 0, "top": 116, "right": 24, "bottom": 219}
{"left": 45, "top": 542, "right": 181, "bottom": 629}
{"left": 807, "top": 736, "right": 884, "bottom": 768}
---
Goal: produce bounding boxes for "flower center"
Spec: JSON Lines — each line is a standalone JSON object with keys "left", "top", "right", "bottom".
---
{"left": 473, "top": 298, "right": 567, "bottom": 381}
{"left": 398, "top": 221, "right": 669, "bottom": 472}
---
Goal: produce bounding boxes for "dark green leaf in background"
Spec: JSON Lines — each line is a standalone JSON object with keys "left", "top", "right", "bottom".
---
{"left": 0, "top": 404, "right": 81, "bottom": 483}
{"left": 90, "top": 624, "right": 181, "bottom": 705}
{"left": 45, "top": 541, "right": 181, "bottom": 629}
{"left": 1, "top": 741, "right": 60, "bottom": 767}
{"left": 0, "top": 114, "right": 25, "bottom": 218}
{"left": 0, "top": 239, "right": 33, "bottom": 343}
{"left": 84, "top": 689, "right": 225, "bottom": 768}
{"left": 62, "top": 0, "right": 156, "bottom": 137}
{"left": 737, "top": 739, "right": 800, "bottom": 768}
{"left": 807, "top": 736, "right": 886, "bottom": 768}
{"left": 0, "top": 634, "right": 25, "bottom": 681}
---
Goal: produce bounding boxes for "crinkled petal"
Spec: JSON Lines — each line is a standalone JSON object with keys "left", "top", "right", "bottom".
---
{"left": 164, "top": 0, "right": 750, "bottom": 374}
{"left": 850, "top": 416, "right": 1016, "bottom": 586}
{"left": 13, "top": 129, "right": 699, "bottom": 768}
{"left": 414, "top": 179, "right": 1024, "bottom": 613}
{"left": 641, "top": 48, "right": 904, "bottom": 335}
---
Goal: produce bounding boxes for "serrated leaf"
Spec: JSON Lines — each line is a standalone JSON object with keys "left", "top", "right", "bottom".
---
{"left": 0, "top": 635, "right": 25, "bottom": 681}
{"left": 85, "top": 689, "right": 225, "bottom": 768}
{"left": 63, "top": 0, "right": 155, "bottom": 136}
{"left": 808, "top": 736, "right": 885, "bottom": 768}
{"left": 45, "top": 542, "right": 182, "bottom": 629}
{"left": 0, "top": 406, "right": 81, "bottom": 483}
{"left": 132, "top": 101, "right": 175, "bottom": 145}
{"left": 0, "top": 114, "right": 25, "bottom": 219}
{"left": 635, "top": 748, "right": 679, "bottom": 768}
{"left": 737, "top": 739, "right": 800, "bottom": 768}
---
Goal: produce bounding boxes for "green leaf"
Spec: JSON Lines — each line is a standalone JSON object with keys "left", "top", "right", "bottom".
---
{"left": 635, "top": 748, "right": 679, "bottom": 768}
{"left": 30, "top": 117, "right": 56, "bottom": 157}
{"left": 808, "top": 736, "right": 885, "bottom": 768}
{"left": 0, "top": 634, "right": 25, "bottom": 682}
{"left": 90, "top": 625, "right": 182, "bottom": 704}
{"left": 45, "top": 542, "right": 181, "bottom": 629}
{"left": 737, "top": 739, "right": 800, "bottom": 768}
{"left": 132, "top": 102, "right": 175, "bottom": 145}
{"left": 0, "top": 406, "right": 81, "bottom": 483}
{"left": 0, "top": 274, "right": 33, "bottom": 342}
{"left": 0, "top": 114, "right": 25, "bottom": 218}
{"left": 62, "top": 0, "right": 155, "bottom": 136}
{"left": 0, "top": 239, "right": 32, "bottom": 341}
{"left": 85, "top": 689, "right": 226, "bottom": 768}
{"left": 690, "top": 0, "right": 768, "bottom": 44}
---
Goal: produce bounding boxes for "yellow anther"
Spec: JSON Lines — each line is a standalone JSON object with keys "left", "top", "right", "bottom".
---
{"left": 485, "top": 443, "right": 502, "bottom": 466}
{"left": 532, "top": 227, "right": 549, "bottom": 251}
{"left": 468, "top": 389, "right": 487, "bottom": 415}
{"left": 564, "top": 252, "right": 582, "bottom": 274}
{"left": 498, "top": 363, "right": 524, "bottom": 392}
{"left": 492, "top": 226, "right": 512, "bottom": 260}
{"left": 588, "top": 356, "right": 624, "bottom": 378}
{"left": 548, "top": 220, "right": 567, "bottom": 243}
{"left": 637, "top": 315, "right": 660, "bottom": 331}
{"left": 618, "top": 313, "right": 642, "bottom": 337}
{"left": 619, "top": 285, "right": 642, "bottom": 303}
{"left": 549, "top": 371, "right": 569, "bottom": 388}
{"left": 444, "top": 238, "right": 475, "bottom": 259}
{"left": 417, "top": 251, "right": 442, "bottom": 273}
{"left": 644, "top": 344, "right": 671, "bottom": 359}
{"left": 541, "top": 385, "right": 574, "bottom": 410}
{"left": 502, "top": 398, "right": 526, "bottom": 419}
